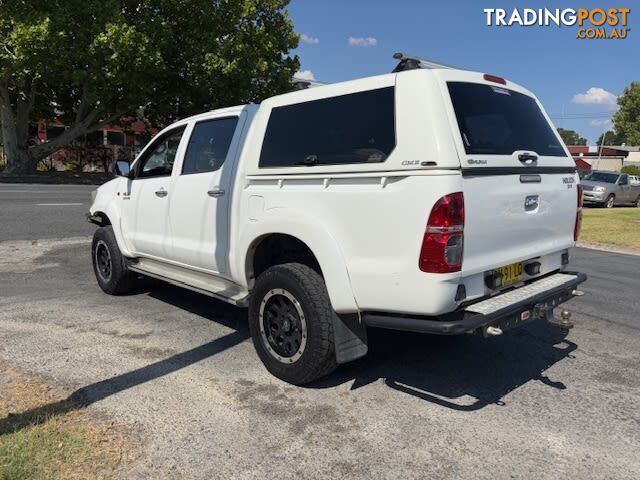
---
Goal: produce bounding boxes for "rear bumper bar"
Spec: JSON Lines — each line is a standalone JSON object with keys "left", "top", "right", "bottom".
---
{"left": 363, "top": 271, "right": 587, "bottom": 335}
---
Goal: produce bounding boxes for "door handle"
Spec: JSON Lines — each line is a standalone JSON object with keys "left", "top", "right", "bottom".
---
{"left": 518, "top": 153, "right": 538, "bottom": 164}
{"left": 207, "top": 189, "right": 225, "bottom": 198}
{"left": 155, "top": 188, "right": 168, "bottom": 197}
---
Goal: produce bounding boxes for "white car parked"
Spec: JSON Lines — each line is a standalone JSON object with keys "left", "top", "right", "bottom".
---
{"left": 88, "top": 55, "right": 586, "bottom": 384}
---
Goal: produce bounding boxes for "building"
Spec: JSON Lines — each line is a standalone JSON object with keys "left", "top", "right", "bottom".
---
{"left": 568, "top": 145, "right": 640, "bottom": 172}
{"left": 33, "top": 118, "right": 156, "bottom": 172}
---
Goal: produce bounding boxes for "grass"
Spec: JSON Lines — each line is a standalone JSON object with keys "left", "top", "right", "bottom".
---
{"left": 0, "top": 364, "right": 131, "bottom": 480}
{"left": 1, "top": 421, "right": 102, "bottom": 480}
{"left": 580, "top": 206, "right": 640, "bottom": 250}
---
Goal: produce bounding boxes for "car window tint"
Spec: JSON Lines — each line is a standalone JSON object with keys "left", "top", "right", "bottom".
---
{"left": 182, "top": 117, "right": 239, "bottom": 175}
{"left": 138, "top": 127, "right": 186, "bottom": 178}
{"left": 259, "top": 87, "right": 395, "bottom": 167}
{"left": 447, "top": 82, "right": 565, "bottom": 157}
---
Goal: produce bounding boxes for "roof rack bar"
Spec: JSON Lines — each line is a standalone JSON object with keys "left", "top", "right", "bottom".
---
{"left": 392, "top": 52, "right": 462, "bottom": 72}
{"left": 291, "top": 77, "right": 329, "bottom": 91}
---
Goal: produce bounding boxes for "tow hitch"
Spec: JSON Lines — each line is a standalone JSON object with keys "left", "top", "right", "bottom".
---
{"left": 482, "top": 303, "right": 575, "bottom": 337}
{"left": 479, "top": 285, "right": 585, "bottom": 337}
{"left": 544, "top": 289, "right": 583, "bottom": 332}
{"left": 546, "top": 309, "right": 573, "bottom": 333}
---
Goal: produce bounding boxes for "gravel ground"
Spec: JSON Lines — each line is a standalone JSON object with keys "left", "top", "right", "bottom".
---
{"left": 0, "top": 238, "right": 639, "bottom": 479}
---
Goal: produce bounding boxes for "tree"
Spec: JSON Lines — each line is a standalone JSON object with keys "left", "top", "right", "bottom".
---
{"left": 0, "top": 0, "right": 299, "bottom": 174}
{"left": 557, "top": 128, "right": 587, "bottom": 146}
{"left": 621, "top": 165, "right": 640, "bottom": 176}
{"left": 596, "top": 130, "right": 625, "bottom": 146}
{"left": 613, "top": 82, "right": 640, "bottom": 145}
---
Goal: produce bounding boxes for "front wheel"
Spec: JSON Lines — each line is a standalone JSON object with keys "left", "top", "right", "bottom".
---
{"left": 605, "top": 194, "right": 615, "bottom": 208}
{"left": 248, "top": 263, "right": 337, "bottom": 385}
{"left": 635, "top": 196, "right": 640, "bottom": 208}
{"left": 91, "top": 226, "right": 136, "bottom": 295}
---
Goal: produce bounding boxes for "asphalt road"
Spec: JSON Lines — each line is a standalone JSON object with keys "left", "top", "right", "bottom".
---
{"left": 0, "top": 183, "right": 95, "bottom": 241}
{"left": 1, "top": 184, "right": 639, "bottom": 479}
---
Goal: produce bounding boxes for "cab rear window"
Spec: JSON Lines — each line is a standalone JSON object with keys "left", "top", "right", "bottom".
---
{"left": 447, "top": 82, "right": 565, "bottom": 157}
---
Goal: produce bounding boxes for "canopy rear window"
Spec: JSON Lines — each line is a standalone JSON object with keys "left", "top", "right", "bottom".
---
{"left": 259, "top": 87, "right": 395, "bottom": 167}
{"left": 447, "top": 82, "right": 565, "bottom": 157}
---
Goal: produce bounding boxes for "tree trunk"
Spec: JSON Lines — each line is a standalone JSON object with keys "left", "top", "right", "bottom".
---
{"left": 3, "top": 144, "right": 37, "bottom": 174}
{"left": 0, "top": 99, "right": 38, "bottom": 174}
{"left": 1, "top": 82, "right": 118, "bottom": 174}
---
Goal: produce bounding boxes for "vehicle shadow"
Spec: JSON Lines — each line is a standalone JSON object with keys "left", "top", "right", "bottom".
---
{"left": 0, "top": 286, "right": 249, "bottom": 436}
{"left": 149, "top": 288, "right": 577, "bottom": 413}
{"left": 151, "top": 287, "right": 577, "bottom": 412}
{"left": 0, "top": 286, "right": 576, "bottom": 434}
{"left": 312, "top": 321, "right": 576, "bottom": 411}
{"left": 147, "top": 283, "right": 249, "bottom": 333}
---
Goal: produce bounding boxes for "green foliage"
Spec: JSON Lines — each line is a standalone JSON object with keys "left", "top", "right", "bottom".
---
{"left": 621, "top": 164, "right": 640, "bottom": 176}
{"left": 0, "top": 0, "right": 300, "bottom": 172}
{"left": 613, "top": 82, "right": 640, "bottom": 145}
{"left": 596, "top": 130, "right": 625, "bottom": 146}
{"left": 0, "top": 422, "right": 87, "bottom": 480}
{"left": 557, "top": 128, "right": 587, "bottom": 146}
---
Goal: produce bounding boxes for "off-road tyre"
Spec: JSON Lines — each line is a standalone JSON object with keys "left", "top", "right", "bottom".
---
{"left": 91, "top": 226, "right": 136, "bottom": 295}
{"left": 248, "top": 263, "right": 337, "bottom": 385}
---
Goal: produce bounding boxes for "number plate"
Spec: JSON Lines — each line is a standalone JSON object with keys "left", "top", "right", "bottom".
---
{"left": 494, "top": 262, "right": 524, "bottom": 288}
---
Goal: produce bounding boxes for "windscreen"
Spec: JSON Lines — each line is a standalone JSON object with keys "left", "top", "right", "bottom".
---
{"left": 447, "top": 82, "right": 566, "bottom": 157}
{"left": 583, "top": 171, "right": 619, "bottom": 183}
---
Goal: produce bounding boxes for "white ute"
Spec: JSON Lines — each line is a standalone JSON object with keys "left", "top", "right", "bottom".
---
{"left": 88, "top": 54, "right": 586, "bottom": 384}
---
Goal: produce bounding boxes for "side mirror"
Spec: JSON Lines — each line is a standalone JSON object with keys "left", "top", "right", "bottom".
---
{"left": 113, "top": 160, "right": 131, "bottom": 177}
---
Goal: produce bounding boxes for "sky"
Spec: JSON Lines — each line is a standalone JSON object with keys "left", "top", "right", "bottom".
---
{"left": 287, "top": 0, "right": 639, "bottom": 144}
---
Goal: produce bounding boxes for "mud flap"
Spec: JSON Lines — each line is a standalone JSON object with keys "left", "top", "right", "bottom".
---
{"left": 333, "top": 313, "right": 368, "bottom": 364}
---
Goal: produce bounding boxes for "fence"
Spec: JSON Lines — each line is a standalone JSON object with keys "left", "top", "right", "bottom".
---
{"left": 0, "top": 143, "right": 137, "bottom": 173}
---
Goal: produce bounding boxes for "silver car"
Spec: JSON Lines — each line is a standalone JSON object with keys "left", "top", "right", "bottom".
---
{"left": 581, "top": 171, "right": 640, "bottom": 208}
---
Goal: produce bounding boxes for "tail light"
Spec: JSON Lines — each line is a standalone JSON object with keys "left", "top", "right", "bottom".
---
{"left": 419, "top": 193, "right": 465, "bottom": 273}
{"left": 574, "top": 184, "right": 583, "bottom": 241}
{"left": 577, "top": 184, "right": 584, "bottom": 208}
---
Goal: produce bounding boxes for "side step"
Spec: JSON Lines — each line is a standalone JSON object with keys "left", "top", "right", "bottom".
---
{"left": 128, "top": 257, "right": 249, "bottom": 307}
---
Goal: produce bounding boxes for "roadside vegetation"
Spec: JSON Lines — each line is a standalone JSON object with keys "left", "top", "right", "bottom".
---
{"left": 0, "top": 363, "right": 133, "bottom": 480}
{"left": 0, "top": 1, "right": 299, "bottom": 174}
{"left": 581, "top": 207, "right": 640, "bottom": 250}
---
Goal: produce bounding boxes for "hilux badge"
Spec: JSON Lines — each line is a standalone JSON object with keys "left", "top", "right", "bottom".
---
{"left": 525, "top": 195, "right": 539, "bottom": 211}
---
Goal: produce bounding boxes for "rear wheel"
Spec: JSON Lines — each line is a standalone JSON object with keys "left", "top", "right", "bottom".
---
{"left": 91, "top": 226, "right": 136, "bottom": 295}
{"left": 635, "top": 196, "right": 640, "bottom": 207}
{"left": 605, "top": 194, "right": 615, "bottom": 208}
{"left": 248, "top": 263, "right": 337, "bottom": 385}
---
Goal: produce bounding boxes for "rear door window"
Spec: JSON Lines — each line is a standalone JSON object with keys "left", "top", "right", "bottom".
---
{"left": 182, "top": 117, "right": 239, "bottom": 175}
{"left": 447, "top": 82, "right": 565, "bottom": 157}
{"left": 259, "top": 87, "right": 395, "bottom": 167}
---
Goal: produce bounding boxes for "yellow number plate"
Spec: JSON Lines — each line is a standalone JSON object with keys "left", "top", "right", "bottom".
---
{"left": 494, "top": 262, "right": 524, "bottom": 288}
